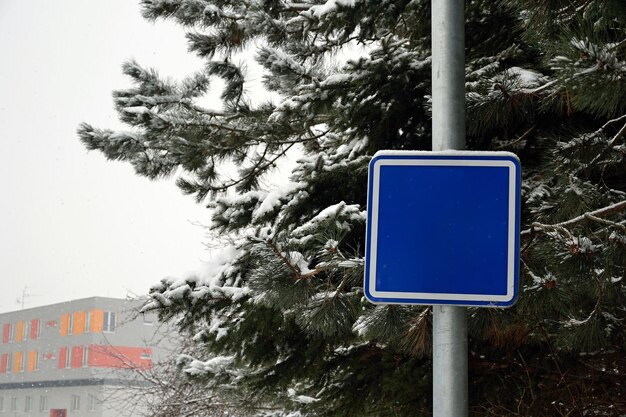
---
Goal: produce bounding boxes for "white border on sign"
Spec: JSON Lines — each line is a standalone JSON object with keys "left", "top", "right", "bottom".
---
{"left": 368, "top": 157, "right": 517, "bottom": 302}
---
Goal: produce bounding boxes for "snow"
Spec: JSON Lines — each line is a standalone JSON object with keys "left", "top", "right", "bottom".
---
{"left": 258, "top": 46, "right": 308, "bottom": 79}
{"left": 324, "top": 239, "right": 338, "bottom": 251}
{"left": 351, "top": 314, "right": 369, "bottom": 337}
{"left": 308, "top": 0, "right": 356, "bottom": 18}
{"left": 181, "top": 355, "right": 234, "bottom": 376}
{"left": 568, "top": 37, "right": 626, "bottom": 77}
{"left": 334, "top": 136, "right": 368, "bottom": 160}
{"left": 209, "top": 318, "right": 228, "bottom": 340}
{"left": 506, "top": 66, "right": 545, "bottom": 88}
{"left": 336, "top": 258, "right": 363, "bottom": 268}
{"left": 196, "top": 245, "right": 241, "bottom": 283}
{"left": 286, "top": 251, "right": 313, "bottom": 275}
{"left": 333, "top": 342, "right": 369, "bottom": 355}
{"left": 109, "top": 130, "right": 141, "bottom": 141}
{"left": 142, "top": 244, "right": 250, "bottom": 312}
{"left": 526, "top": 183, "right": 552, "bottom": 205}
{"left": 523, "top": 270, "right": 556, "bottom": 292}
{"left": 204, "top": 4, "right": 220, "bottom": 15}
{"left": 573, "top": 236, "right": 595, "bottom": 254}
{"left": 291, "top": 201, "right": 366, "bottom": 238}
{"left": 287, "top": 388, "right": 320, "bottom": 404}
{"left": 310, "top": 290, "right": 338, "bottom": 301}
{"left": 164, "top": 284, "right": 190, "bottom": 300}
{"left": 252, "top": 181, "right": 303, "bottom": 221}
{"left": 321, "top": 73, "right": 353, "bottom": 86}
{"left": 609, "top": 231, "right": 626, "bottom": 245}
{"left": 467, "top": 63, "right": 551, "bottom": 95}
{"left": 122, "top": 106, "right": 151, "bottom": 114}
{"left": 141, "top": 292, "right": 172, "bottom": 312}
{"left": 253, "top": 190, "right": 281, "bottom": 218}
{"left": 565, "top": 316, "right": 592, "bottom": 327}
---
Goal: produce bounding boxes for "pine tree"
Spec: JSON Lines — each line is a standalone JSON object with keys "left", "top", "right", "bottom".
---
{"left": 79, "top": 0, "right": 626, "bottom": 415}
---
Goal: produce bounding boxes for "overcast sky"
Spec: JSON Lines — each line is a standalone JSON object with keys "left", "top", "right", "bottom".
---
{"left": 0, "top": 1, "right": 217, "bottom": 313}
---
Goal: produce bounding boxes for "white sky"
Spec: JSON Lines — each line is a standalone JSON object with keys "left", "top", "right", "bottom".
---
{"left": 0, "top": 1, "right": 216, "bottom": 313}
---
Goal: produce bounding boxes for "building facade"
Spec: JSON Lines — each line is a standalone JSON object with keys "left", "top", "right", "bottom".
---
{"left": 0, "top": 297, "right": 163, "bottom": 417}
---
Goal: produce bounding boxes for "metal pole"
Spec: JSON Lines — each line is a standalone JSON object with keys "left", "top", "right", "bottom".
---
{"left": 431, "top": 0, "right": 468, "bottom": 416}
{"left": 432, "top": 306, "right": 468, "bottom": 416}
{"left": 432, "top": 0, "right": 465, "bottom": 151}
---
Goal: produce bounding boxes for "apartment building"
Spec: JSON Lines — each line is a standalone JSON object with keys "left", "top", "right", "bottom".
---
{"left": 0, "top": 297, "right": 164, "bottom": 417}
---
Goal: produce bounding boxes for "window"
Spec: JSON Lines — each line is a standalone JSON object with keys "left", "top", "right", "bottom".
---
{"left": 103, "top": 312, "right": 116, "bottom": 332}
{"left": 15, "top": 321, "right": 24, "bottom": 342}
{"left": 82, "top": 346, "right": 89, "bottom": 367}
{"left": 71, "top": 395, "right": 80, "bottom": 411}
{"left": 8, "top": 324, "right": 14, "bottom": 343}
{"left": 30, "top": 319, "right": 40, "bottom": 340}
{"left": 10, "top": 397, "right": 17, "bottom": 412}
{"left": 24, "top": 396, "right": 31, "bottom": 412}
{"left": 14, "top": 352, "right": 24, "bottom": 373}
{"left": 28, "top": 350, "right": 39, "bottom": 372}
{"left": 0, "top": 353, "right": 7, "bottom": 374}
{"left": 39, "top": 395, "right": 48, "bottom": 412}
{"left": 58, "top": 347, "right": 70, "bottom": 369}
{"left": 2, "top": 323, "right": 10, "bottom": 344}
{"left": 6, "top": 353, "right": 11, "bottom": 374}
{"left": 60, "top": 313, "right": 73, "bottom": 336}
{"left": 71, "top": 311, "right": 86, "bottom": 334}
{"left": 140, "top": 351, "right": 151, "bottom": 360}
{"left": 87, "top": 394, "right": 98, "bottom": 412}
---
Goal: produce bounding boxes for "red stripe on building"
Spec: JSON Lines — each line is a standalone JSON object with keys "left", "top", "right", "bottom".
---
{"left": 0, "top": 353, "right": 7, "bottom": 373}
{"left": 58, "top": 347, "right": 68, "bottom": 369}
{"left": 30, "top": 319, "right": 39, "bottom": 339}
{"left": 71, "top": 346, "right": 83, "bottom": 368}
{"left": 88, "top": 345, "right": 152, "bottom": 369}
{"left": 2, "top": 323, "right": 9, "bottom": 344}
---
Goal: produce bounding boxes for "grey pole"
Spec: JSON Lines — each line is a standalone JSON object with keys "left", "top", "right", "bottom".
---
{"left": 431, "top": 0, "right": 468, "bottom": 416}
{"left": 432, "top": 306, "right": 468, "bottom": 416}
{"left": 432, "top": 0, "right": 465, "bottom": 151}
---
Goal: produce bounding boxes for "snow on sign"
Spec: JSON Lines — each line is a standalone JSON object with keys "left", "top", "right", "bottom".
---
{"left": 364, "top": 150, "right": 521, "bottom": 307}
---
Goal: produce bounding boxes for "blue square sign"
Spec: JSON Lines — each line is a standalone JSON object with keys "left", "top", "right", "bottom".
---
{"left": 364, "top": 151, "right": 521, "bottom": 307}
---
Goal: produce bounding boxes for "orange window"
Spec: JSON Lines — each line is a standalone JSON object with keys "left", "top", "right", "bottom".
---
{"left": 59, "top": 314, "right": 70, "bottom": 336}
{"left": 15, "top": 321, "right": 24, "bottom": 342}
{"left": 72, "top": 311, "right": 86, "bottom": 335}
{"left": 13, "top": 351, "right": 23, "bottom": 373}
{"left": 27, "top": 350, "right": 38, "bottom": 372}
{"left": 89, "top": 310, "right": 104, "bottom": 333}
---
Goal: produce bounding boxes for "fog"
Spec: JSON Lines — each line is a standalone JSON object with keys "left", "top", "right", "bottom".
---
{"left": 0, "top": 0, "right": 212, "bottom": 313}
